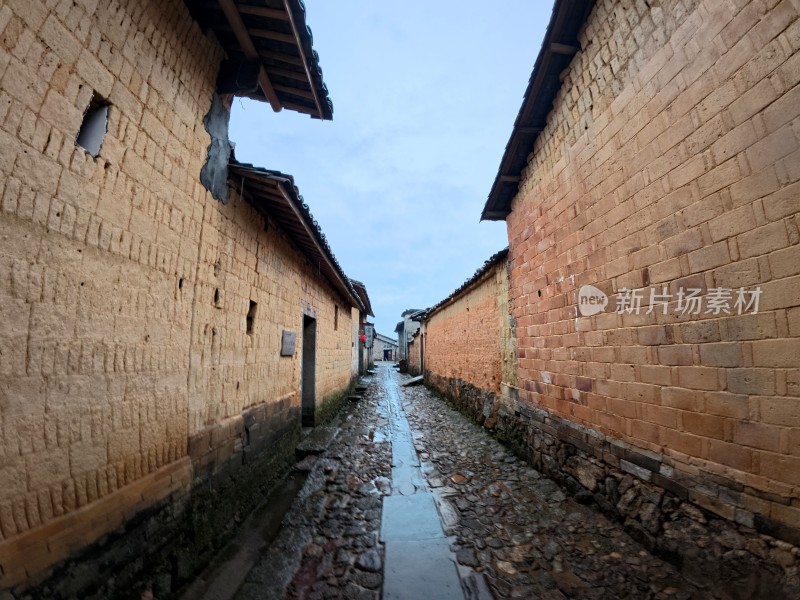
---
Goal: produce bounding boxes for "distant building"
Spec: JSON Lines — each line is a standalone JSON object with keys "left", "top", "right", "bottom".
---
{"left": 349, "top": 279, "right": 375, "bottom": 374}
{"left": 394, "top": 309, "right": 424, "bottom": 361}
{"left": 372, "top": 332, "right": 399, "bottom": 362}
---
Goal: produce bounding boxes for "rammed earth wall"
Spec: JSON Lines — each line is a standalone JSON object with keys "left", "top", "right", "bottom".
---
{"left": 0, "top": 0, "right": 357, "bottom": 594}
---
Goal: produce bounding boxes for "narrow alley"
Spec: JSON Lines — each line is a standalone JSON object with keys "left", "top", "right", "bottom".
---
{"left": 207, "top": 363, "right": 713, "bottom": 600}
{"left": 2, "top": 1, "right": 799, "bottom": 598}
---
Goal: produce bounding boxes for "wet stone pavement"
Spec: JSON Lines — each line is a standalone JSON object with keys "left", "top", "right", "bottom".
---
{"left": 232, "top": 364, "right": 719, "bottom": 599}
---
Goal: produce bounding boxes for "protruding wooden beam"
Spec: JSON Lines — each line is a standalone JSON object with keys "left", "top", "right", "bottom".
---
{"left": 264, "top": 65, "right": 307, "bottom": 82}
{"left": 280, "top": 100, "right": 317, "bottom": 116}
{"left": 237, "top": 5, "right": 289, "bottom": 20}
{"left": 217, "top": 0, "right": 282, "bottom": 112}
{"left": 267, "top": 53, "right": 304, "bottom": 67}
{"left": 273, "top": 83, "right": 314, "bottom": 100}
{"left": 257, "top": 67, "right": 281, "bottom": 112}
{"left": 248, "top": 28, "right": 296, "bottom": 44}
{"left": 282, "top": 0, "right": 324, "bottom": 118}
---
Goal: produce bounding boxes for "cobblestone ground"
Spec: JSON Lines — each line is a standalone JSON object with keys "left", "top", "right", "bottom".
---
{"left": 238, "top": 364, "right": 718, "bottom": 599}
{"left": 236, "top": 370, "right": 392, "bottom": 600}
{"left": 400, "top": 375, "right": 716, "bottom": 599}
{"left": 283, "top": 394, "right": 391, "bottom": 600}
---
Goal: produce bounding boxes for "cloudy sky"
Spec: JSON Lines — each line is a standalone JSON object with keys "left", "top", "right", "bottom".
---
{"left": 229, "top": 1, "right": 552, "bottom": 337}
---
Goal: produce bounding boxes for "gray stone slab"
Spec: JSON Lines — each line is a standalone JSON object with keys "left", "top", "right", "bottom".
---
{"left": 380, "top": 493, "right": 445, "bottom": 542}
{"left": 391, "top": 439, "right": 420, "bottom": 467}
{"left": 383, "top": 539, "right": 463, "bottom": 600}
{"left": 391, "top": 463, "right": 426, "bottom": 494}
{"left": 295, "top": 426, "right": 338, "bottom": 457}
{"left": 401, "top": 376, "right": 424, "bottom": 386}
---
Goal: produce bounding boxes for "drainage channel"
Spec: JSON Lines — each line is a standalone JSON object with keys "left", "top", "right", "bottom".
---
{"left": 379, "top": 365, "right": 465, "bottom": 600}
{"left": 178, "top": 467, "right": 308, "bottom": 600}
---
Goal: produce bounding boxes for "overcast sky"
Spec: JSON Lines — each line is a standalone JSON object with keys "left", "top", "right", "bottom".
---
{"left": 229, "top": 1, "right": 552, "bottom": 337}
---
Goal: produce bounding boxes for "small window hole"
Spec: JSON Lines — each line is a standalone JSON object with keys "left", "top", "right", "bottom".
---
{"left": 76, "top": 93, "right": 110, "bottom": 158}
{"left": 213, "top": 288, "right": 220, "bottom": 307}
{"left": 246, "top": 300, "right": 257, "bottom": 335}
{"left": 334, "top": 305, "right": 339, "bottom": 331}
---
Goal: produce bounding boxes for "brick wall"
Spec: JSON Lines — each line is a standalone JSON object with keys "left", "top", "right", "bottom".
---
{"left": 504, "top": 0, "right": 800, "bottom": 572}
{"left": 0, "top": 0, "right": 357, "bottom": 592}
{"left": 423, "top": 260, "right": 513, "bottom": 394}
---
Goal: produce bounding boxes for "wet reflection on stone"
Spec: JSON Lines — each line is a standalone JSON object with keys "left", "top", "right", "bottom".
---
{"left": 222, "top": 364, "right": 712, "bottom": 599}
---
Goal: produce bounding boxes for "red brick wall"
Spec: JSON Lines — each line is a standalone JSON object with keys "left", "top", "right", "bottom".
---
{"left": 508, "top": 0, "right": 800, "bottom": 528}
{"left": 423, "top": 262, "right": 510, "bottom": 394}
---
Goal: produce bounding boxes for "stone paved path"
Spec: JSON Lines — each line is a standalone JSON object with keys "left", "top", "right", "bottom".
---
{"left": 233, "top": 363, "right": 718, "bottom": 599}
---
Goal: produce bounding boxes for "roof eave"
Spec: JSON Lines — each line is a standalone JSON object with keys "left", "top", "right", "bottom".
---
{"left": 229, "top": 160, "right": 361, "bottom": 310}
{"left": 184, "top": 0, "right": 333, "bottom": 120}
{"left": 424, "top": 248, "right": 510, "bottom": 321}
{"left": 481, "top": 0, "right": 596, "bottom": 221}
{"left": 349, "top": 279, "right": 375, "bottom": 317}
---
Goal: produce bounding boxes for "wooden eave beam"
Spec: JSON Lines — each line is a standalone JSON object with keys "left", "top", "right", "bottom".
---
{"left": 217, "top": 0, "right": 282, "bottom": 112}
{"left": 237, "top": 5, "right": 289, "bottom": 20}
{"left": 273, "top": 83, "right": 314, "bottom": 100}
{"left": 282, "top": 0, "right": 324, "bottom": 118}
{"left": 248, "top": 28, "right": 296, "bottom": 44}
{"left": 499, "top": 175, "right": 520, "bottom": 182}
{"left": 280, "top": 100, "right": 317, "bottom": 116}
{"left": 265, "top": 65, "right": 307, "bottom": 82}
{"left": 266, "top": 52, "right": 304, "bottom": 67}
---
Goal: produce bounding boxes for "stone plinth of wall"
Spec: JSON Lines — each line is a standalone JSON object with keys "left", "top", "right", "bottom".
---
{"left": 13, "top": 397, "right": 299, "bottom": 599}
{"left": 426, "top": 372, "right": 800, "bottom": 598}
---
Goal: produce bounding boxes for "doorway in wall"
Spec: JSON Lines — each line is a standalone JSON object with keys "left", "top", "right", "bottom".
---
{"left": 301, "top": 315, "right": 317, "bottom": 426}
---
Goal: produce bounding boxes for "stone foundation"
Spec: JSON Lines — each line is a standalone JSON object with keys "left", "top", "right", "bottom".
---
{"left": 425, "top": 372, "right": 800, "bottom": 599}
{"left": 20, "top": 398, "right": 300, "bottom": 600}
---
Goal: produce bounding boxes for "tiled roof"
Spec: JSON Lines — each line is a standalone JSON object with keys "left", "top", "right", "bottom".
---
{"left": 423, "top": 248, "right": 509, "bottom": 320}
{"left": 481, "top": 0, "right": 596, "bottom": 220}
{"left": 229, "top": 159, "right": 361, "bottom": 309}
{"left": 185, "top": 0, "right": 333, "bottom": 119}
